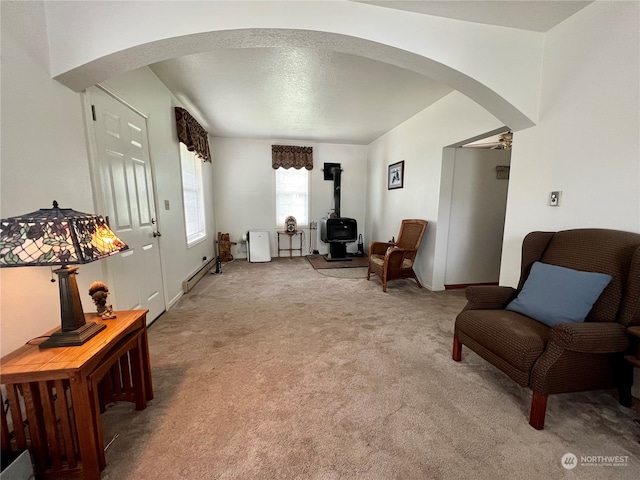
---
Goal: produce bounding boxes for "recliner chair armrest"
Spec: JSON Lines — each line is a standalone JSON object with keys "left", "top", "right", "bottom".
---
{"left": 462, "top": 285, "right": 517, "bottom": 311}
{"left": 369, "top": 241, "right": 395, "bottom": 256}
{"left": 548, "top": 322, "right": 629, "bottom": 354}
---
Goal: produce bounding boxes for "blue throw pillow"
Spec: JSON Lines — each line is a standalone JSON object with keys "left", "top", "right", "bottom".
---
{"left": 505, "top": 262, "right": 612, "bottom": 327}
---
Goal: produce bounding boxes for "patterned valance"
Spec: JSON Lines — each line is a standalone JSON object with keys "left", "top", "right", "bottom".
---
{"left": 272, "top": 145, "right": 313, "bottom": 170}
{"left": 175, "top": 107, "right": 211, "bottom": 162}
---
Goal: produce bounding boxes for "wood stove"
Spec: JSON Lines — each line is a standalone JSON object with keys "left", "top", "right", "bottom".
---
{"left": 320, "top": 163, "right": 357, "bottom": 261}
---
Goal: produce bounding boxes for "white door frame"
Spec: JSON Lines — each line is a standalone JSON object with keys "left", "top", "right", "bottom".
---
{"left": 82, "top": 84, "right": 167, "bottom": 315}
{"left": 433, "top": 127, "right": 512, "bottom": 290}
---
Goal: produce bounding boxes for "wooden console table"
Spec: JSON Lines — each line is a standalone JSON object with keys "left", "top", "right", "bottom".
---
{"left": 0, "top": 310, "right": 153, "bottom": 479}
{"left": 277, "top": 231, "right": 303, "bottom": 257}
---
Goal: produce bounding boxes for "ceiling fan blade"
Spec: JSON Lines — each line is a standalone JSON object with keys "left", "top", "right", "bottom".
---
{"left": 464, "top": 141, "right": 501, "bottom": 148}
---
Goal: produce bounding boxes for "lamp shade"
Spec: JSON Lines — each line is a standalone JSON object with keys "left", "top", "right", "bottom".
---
{"left": 0, "top": 201, "right": 128, "bottom": 267}
{"left": 1, "top": 201, "right": 129, "bottom": 348}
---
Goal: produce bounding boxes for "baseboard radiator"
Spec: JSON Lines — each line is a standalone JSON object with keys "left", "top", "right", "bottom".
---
{"left": 182, "top": 257, "right": 217, "bottom": 293}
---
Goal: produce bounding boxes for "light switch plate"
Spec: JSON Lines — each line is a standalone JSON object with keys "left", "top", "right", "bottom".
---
{"left": 549, "top": 191, "right": 561, "bottom": 206}
{"left": 164, "top": 200, "right": 170, "bottom": 210}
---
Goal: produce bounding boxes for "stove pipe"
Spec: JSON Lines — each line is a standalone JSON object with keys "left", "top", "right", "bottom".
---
{"left": 330, "top": 165, "right": 342, "bottom": 217}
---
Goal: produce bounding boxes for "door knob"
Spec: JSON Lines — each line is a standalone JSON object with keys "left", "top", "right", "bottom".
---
{"left": 153, "top": 231, "right": 162, "bottom": 237}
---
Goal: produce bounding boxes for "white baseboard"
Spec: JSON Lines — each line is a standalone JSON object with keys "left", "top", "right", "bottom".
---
{"left": 167, "top": 291, "right": 183, "bottom": 310}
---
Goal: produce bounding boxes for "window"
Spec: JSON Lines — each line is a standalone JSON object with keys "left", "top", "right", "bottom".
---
{"left": 180, "top": 142, "right": 206, "bottom": 246}
{"left": 275, "top": 167, "right": 309, "bottom": 227}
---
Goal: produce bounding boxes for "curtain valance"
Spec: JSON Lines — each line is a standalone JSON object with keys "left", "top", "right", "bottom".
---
{"left": 175, "top": 107, "right": 211, "bottom": 162}
{"left": 271, "top": 145, "right": 313, "bottom": 170}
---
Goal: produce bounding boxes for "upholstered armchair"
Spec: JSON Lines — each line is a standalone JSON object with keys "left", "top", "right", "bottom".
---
{"left": 452, "top": 229, "right": 640, "bottom": 429}
{"left": 367, "top": 219, "right": 427, "bottom": 292}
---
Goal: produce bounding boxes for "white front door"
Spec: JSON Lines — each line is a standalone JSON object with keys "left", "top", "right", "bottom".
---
{"left": 88, "top": 87, "right": 165, "bottom": 324}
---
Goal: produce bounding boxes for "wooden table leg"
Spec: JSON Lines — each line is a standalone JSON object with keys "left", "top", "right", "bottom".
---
{"left": 54, "top": 379, "right": 78, "bottom": 470}
{"left": 141, "top": 326, "right": 154, "bottom": 401}
{"left": 20, "top": 383, "right": 47, "bottom": 474}
{"left": 131, "top": 336, "right": 147, "bottom": 410}
{"left": 88, "top": 371, "right": 110, "bottom": 471}
{"left": 69, "top": 373, "right": 101, "bottom": 479}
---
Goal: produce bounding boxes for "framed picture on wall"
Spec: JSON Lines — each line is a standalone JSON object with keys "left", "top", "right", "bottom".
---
{"left": 388, "top": 161, "right": 404, "bottom": 190}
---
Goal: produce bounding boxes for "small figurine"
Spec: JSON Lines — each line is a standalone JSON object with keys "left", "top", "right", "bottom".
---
{"left": 88, "top": 281, "right": 110, "bottom": 315}
{"left": 101, "top": 304, "right": 116, "bottom": 320}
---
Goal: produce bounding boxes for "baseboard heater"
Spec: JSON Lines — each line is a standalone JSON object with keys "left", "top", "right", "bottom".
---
{"left": 182, "top": 257, "right": 217, "bottom": 293}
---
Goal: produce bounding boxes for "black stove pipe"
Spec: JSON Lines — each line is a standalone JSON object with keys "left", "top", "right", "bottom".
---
{"left": 330, "top": 165, "right": 341, "bottom": 217}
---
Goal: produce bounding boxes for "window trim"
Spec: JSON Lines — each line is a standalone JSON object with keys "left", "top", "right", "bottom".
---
{"left": 179, "top": 142, "right": 207, "bottom": 248}
{"left": 274, "top": 167, "right": 310, "bottom": 229}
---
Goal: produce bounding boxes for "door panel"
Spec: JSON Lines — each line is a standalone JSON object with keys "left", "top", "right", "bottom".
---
{"left": 112, "top": 249, "right": 142, "bottom": 311}
{"left": 106, "top": 151, "right": 133, "bottom": 230}
{"left": 133, "top": 159, "right": 152, "bottom": 226}
{"left": 89, "top": 87, "right": 165, "bottom": 324}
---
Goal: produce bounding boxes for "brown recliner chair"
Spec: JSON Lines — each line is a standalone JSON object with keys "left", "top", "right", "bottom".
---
{"left": 453, "top": 228, "right": 640, "bottom": 429}
{"left": 367, "top": 219, "right": 427, "bottom": 292}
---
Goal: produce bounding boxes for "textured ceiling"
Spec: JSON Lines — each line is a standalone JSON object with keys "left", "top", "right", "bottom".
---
{"left": 149, "top": 1, "right": 591, "bottom": 145}
{"left": 151, "top": 48, "right": 453, "bottom": 145}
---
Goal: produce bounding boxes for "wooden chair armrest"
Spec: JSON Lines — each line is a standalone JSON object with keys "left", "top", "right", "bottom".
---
{"left": 385, "top": 247, "right": 412, "bottom": 257}
{"left": 384, "top": 247, "right": 413, "bottom": 269}
{"left": 369, "top": 241, "right": 395, "bottom": 256}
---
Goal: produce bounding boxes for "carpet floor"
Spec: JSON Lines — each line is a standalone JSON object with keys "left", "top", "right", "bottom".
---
{"left": 315, "top": 267, "right": 369, "bottom": 279}
{"left": 306, "top": 254, "right": 369, "bottom": 269}
{"left": 101, "top": 258, "right": 640, "bottom": 479}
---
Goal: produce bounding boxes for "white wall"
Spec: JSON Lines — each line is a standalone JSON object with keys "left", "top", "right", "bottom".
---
{"left": 43, "top": 1, "right": 541, "bottom": 130}
{"left": 211, "top": 138, "right": 367, "bottom": 258}
{"left": 0, "top": 1, "right": 103, "bottom": 354}
{"left": 366, "top": 91, "right": 503, "bottom": 290}
{"left": 500, "top": 1, "right": 640, "bottom": 287}
{"left": 0, "top": 4, "right": 216, "bottom": 354}
{"left": 444, "top": 148, "right": 510, "bottom": 285}
{"left": 99, "top": 67, "right": 216, "bottom": 307}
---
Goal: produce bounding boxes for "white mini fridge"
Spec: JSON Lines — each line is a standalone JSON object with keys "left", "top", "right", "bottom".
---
{"left": 247, "top": 230, "right": 271, "bottom": 262}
